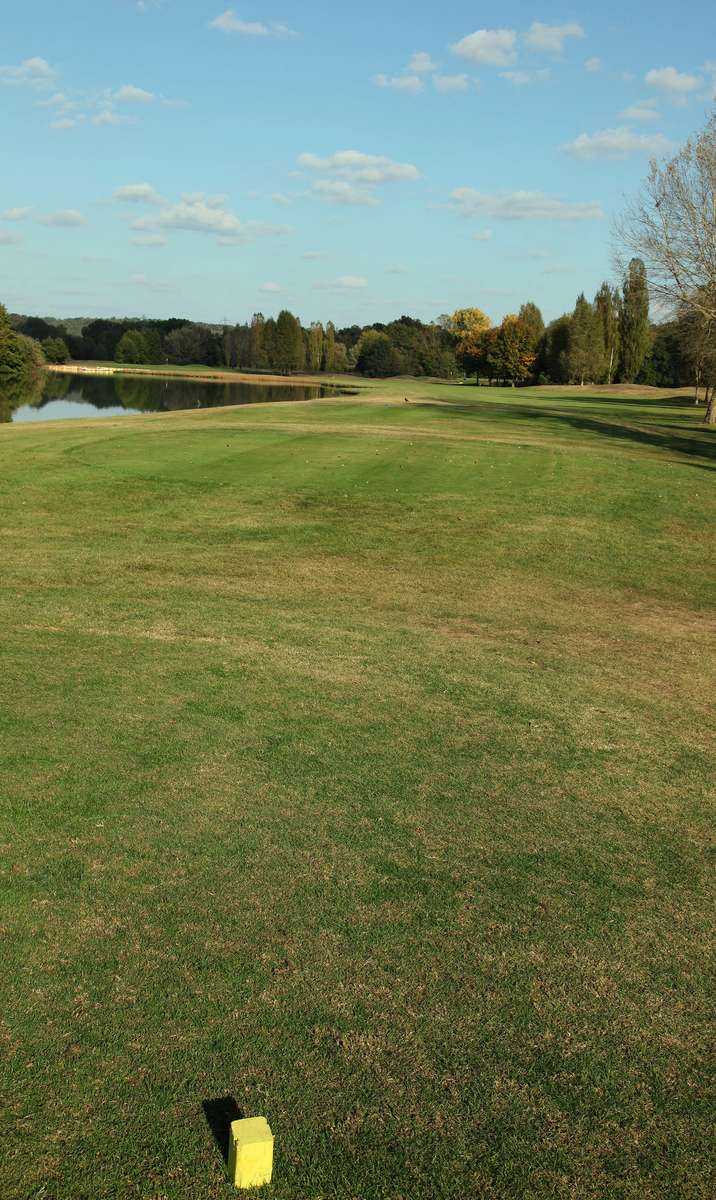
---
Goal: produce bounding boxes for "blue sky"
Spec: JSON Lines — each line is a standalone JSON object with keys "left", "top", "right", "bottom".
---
{"left": 1, "top": 1, "right": 714, "bottom": 327}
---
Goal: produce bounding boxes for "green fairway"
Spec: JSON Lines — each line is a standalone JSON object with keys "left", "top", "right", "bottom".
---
{"left": 1, "top": 382, "right": 714, "bottom": 1199}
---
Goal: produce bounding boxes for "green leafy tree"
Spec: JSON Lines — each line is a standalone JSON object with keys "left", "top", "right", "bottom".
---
{"left": 307, "top": 322, "right": 324, "bottom": 372}
{"left": 274, "top": 310, "right": 305, "bottom": 373}
{"left": 322, "top": 321, "right": 336, "bottom": 372}
{"left": 517, "top": 302, "right": 545, "bottom": 354}
{"left": 449, "top": 307, "right": 491, "bottom": 378}
{"left": 115, "top": 329, "right": 150, "bottom": 364}
{"left": 594, "top": 283, "right": 620, "bottom": 383}
{"left": 41, "top": 336, "right": 70, "bottom": 364}
{"left": 619, "top": 258, "right": 650, "bottom": 381}
{"left": 356, "top": 330, "right": 399, "bottom": 376}
{"left": 248, "top": 313, "right": 267, "bottom": 369}
{"left": 566, "top": 294, "right": 602, "bottom": 385}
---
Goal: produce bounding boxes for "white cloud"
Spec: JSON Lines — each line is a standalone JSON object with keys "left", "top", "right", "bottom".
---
{"left": 621, "top": 99, "right": 659, "bottom": 122}
{"left": 386, "top": 265, "right": 409, "bottom": 274}
{"left": 0, "top": 231, "right": 20, "bottom": 245}
{"left": 373, "top": 73, "right": 422, "bottom": 92}
{"left": 472, "top": 229, "right": 493, "bottom": 241}
{"left": 209, "top": 10, "right": 297, "bottom": 37}
{"left": 130, "top": 233, "right": 167, "bottom": 246}
{"left": 270, "top": 192, "right": 293, "bottom": 206}
{"left": 114, "top": 183, "right": 164, "bottom": 204}
{"left": 40, "top": 209, "right": 87, "bottom": 227}
{"left": 301, "top": 250, "right": 327, "bottom": 260}
{"left": 51, "top": 117, "right": 84, "bottom": 129}
{"left": 645, "top": 66, "right": 701, "bottom": 105}
{"left": 525, "top": 23, "right": 585, "bottom": 53}
{"left": 93, "top": 110, "right": 129, "bottom": 126}
{"left": 130, "top": 192, "right": 289, "bottom": 243}
{"left": 450, "top": 29, "right": 517, "bottom": 67}
{"left": 1, "top": 207, "right": 32, "bottom": 221}
{"left": 433, "top": 74, "right": 469, "bottom": 92}
{"left": 562, "top": 126, "right": 672, "bottom": 159}
{"left": 450, "top": 188, "right": 603, "bottom": 221}
{"left": 408, "top": 52, "right": 438, "bottom": 74}
{"left": 500, "top": 69, "right": 550, "bottom": 86}
{"left": 113, "top": 84, "right": 155, "bottom": 103}
{"left": 585, "top": 57, "right": 602, "bottom": 73}
{"left": 310, "top": 180, "right": 379, "bottom": 206}
{"left": 314, "top": 276, "right": 368, "bottom": 291}
{"left": 300, "top": 149, "right": 419, "bottom": 207}
{"left": 0, "top": 56, "right": 56, "bottom": 89}
{"left": 299, "top": 150, "right": 419, "bottom": 184}
{"left": 260, "top": 281, "right": 282, "bottom": 292}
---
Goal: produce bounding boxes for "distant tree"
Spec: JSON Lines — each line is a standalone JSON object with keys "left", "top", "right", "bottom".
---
{"left": 489, "top": 315, "right": 536, "bottom": 385}
{"left": 115, "top": 329, "right": 150, "bottom": 364}
{"left": 618, "top": 258, "right": 650, "bottom": 382}
{"left": 517, "top": 302, "right": 545, "bottom": 354}
{"left": 262, "top": 318, "right": 278, "bottom": 369}
{"left": 307, "top": 322, "right": 324, "bottom": 372}
{"left": 143, "top": 327, "right": 164, "bottom": 364}
{"left": 449, "top": 307, "right": 492, "bottom": 379}
{"left": 537, "top": 315, "right": 572, "bottom": 383}
{"left": 594, "top": 283, "right": 621, "bottom": 383}
{"left": 323, "top": 321, "right": 336, "bottom": 372}
{"left": 41, "top": 336, "right": 70, "bottom": 364}
{"left": 356, "top": 330, "right": 399, "bottom": 376}
{"left": 274, "top": 310, "right": 305, "bottom": 373}
{"left": 566, "top": 294, "right": 602, "bottom": 385}
{"left": 332, "top": 341, "right": 350, "bottom": 373}
{"left": 0, "top": 303, "right": 45, "bottom": 380}
{"left": 248, "top": 313, "right": 267, "bottom": 369}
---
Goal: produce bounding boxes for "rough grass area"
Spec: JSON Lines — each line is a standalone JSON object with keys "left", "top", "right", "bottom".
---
{"left": 1, "top": 382, "right": 714, "bottom": 1200}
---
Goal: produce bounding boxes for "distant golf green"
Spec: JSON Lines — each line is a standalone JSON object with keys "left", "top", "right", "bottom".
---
{"left": 1, "top": 381, "right": 714, "bottom": 1199}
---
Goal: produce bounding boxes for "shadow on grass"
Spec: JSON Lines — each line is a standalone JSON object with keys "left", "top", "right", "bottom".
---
{"left": 423, "top": 397, "right": 716, "bottom": 466}
{"left": 202, "top": 1095, "right": 244, "bottom": 1165}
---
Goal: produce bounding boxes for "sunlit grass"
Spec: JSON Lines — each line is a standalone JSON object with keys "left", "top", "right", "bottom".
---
{"left": 1, "top": 383, "right": 714, "bottom": 1199}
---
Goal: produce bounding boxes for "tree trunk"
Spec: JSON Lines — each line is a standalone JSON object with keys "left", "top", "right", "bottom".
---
{"left": 705, "top": 385, "right": 716, "bottom": 425}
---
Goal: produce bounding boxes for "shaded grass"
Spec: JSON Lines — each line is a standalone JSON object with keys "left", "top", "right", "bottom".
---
{"left": 0, "top": 383, "right": 714, "bottom": 1199}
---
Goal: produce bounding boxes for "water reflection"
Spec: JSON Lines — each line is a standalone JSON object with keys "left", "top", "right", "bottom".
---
{"left": 3, "top": 371, "right": 349, "bottom": 423}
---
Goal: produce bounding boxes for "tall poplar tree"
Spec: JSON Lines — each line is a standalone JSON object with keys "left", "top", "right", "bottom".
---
{"left": 618, "top": 258, "right": 650, "bottom": 381}
{"left": 594, "top": 283, "right": 620, "bottom": 383}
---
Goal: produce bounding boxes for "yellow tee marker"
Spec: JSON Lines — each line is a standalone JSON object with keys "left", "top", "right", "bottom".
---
{"left": 227, "top": 1116, "right": 274, "bottom": 1189}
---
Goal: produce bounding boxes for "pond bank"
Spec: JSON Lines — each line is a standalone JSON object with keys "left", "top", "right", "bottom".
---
{"left": 47, "top": 363, "right": 360, "bottom": 389}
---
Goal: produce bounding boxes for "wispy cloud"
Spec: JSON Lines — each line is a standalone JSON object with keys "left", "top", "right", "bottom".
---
{"left": 113, "top": 84, "right": 155, "bottom": 103}
{"left": 621, "top": 99, "right": 659, "bottom": 122}
{"left": 314, "top": 275, "right": 368, "bottom": 291}
{"left": 525, "top": 23, "right": 585, "bottom": 53}
{"left": 0, "top": 231, "right": 21, "bottom": 245}
{"left": 450, "top": 188, "right": 603, "bottom": 221}
{"left": 0, "top": 56, "right": 56, "bottom": 89}
{"left": 129, "top": 192, "right": 290, "bottom": 244}
{"left": 372, "top": 73, "right": 422, "bottom": 93}
{"left": 562, "top": 126, "right": 672, "bottom": 159}
{"left": 450, "top": 29, "right": 517, "bottom": 67}
{"left": 1, "top": 207, "right": 32, "bottom": 221}
{"left": 209, "top": 10, "right": 297, "bottom": 37}
{"left": 500, "top": 69, "right": 550, "bottom": 86}
{"left": 259, "top": 281, "right": 282, "bottom": 292}
{"left": 300, "top": 150, "right": 419, "bottom": 206}
{"left": 472, "top": 230, "right": 493, "bottom": 242}
{"left": 39, "top": 209, "right": 88, "bottom": 227}
{"left": 645, "top": 66, "right": 701, "bottom": 105}
{"left": 433, "top": 74, "right": 469, "bottom": 92}
{"left": 301, "top": 250, "right": 327, "bottom": 260}
{"left": 408, "top": 52, "right": 438, "bottom": 74}
{"left": 114, "top": 183, "right": 164, "bottom": 204}
{"left": 585, "top": 57, "right": 602, "bottom": 73}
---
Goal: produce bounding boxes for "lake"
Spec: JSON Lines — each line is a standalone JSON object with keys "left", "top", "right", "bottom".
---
{"left": 2, "top": 371, "right": 351, "bottom": 424}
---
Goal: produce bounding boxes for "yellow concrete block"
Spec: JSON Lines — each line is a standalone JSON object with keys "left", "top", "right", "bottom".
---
{"left": 227, "top": 1116, "right": 274, "bottom": 1189}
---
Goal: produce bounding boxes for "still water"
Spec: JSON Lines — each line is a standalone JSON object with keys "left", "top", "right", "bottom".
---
{"left": 3, "top": 371, "right": 350, "bottom": 424}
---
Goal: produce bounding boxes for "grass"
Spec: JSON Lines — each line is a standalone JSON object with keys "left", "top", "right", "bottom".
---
{"left": 0, "top": 381, "right": 714, "bottom": 1200}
